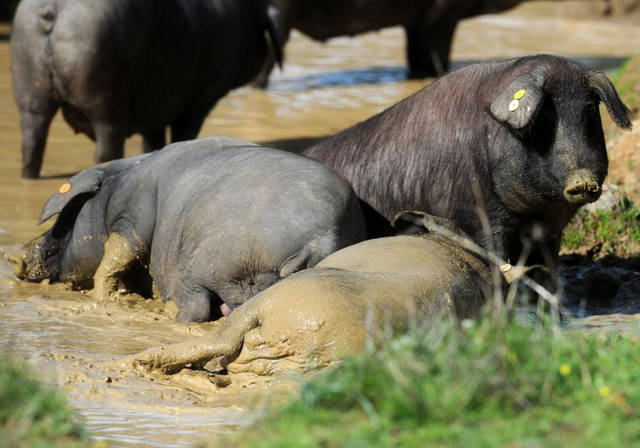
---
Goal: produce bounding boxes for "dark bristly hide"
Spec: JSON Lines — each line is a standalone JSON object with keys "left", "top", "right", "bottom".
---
{"left": 304, "top": 54, "right": 632, "bottom": 270}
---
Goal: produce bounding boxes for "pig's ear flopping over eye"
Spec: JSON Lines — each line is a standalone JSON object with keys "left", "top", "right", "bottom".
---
{"left": 39, "top": 167, "right": 105, "bottom": 224}
{"left": 587, "top": 71, "right": 632, "bottom": 130}
{"left": 489, "top": 69, "right": 545, "bottom": 130}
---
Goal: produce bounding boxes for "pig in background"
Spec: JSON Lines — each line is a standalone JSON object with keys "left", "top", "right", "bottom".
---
{"left": 11, "top": 0, "right": 283, "bottom": 178}
{"left": 256, "top": 0, "right": 523, "bottom": 86}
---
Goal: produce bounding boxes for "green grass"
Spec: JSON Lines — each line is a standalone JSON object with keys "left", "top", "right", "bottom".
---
{"left": 226, "top": 314, "right": 640, "bottom": 447}
{"left": 562, "top": 200, "right": 640, "bottom": 254}
{"left": 612, "top": 57, "right": 632, "bottom": 87}
{"left": 0, "top": 354, "right": 89, "bottom": 448}
{"left": 612, "top": 56, "right": 640, "bottom": 114}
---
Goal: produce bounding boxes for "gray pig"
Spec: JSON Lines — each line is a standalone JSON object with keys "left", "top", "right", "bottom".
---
{"left": 9, "top": 137, "right": 367, "bottom": 322}
{"left": 11, "top": 0, "right": 283, "bottom": 178}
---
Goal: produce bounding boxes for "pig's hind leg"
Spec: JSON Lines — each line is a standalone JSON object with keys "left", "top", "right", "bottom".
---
{"left": 169, "top": 280, "right": 221, "bottom": 323}
{"left": 18, "top": 104, "right": 58, "bottom": 179}
{"left": 130, "top": 301, "right": 261, "bottom": 374}
{"left": 167, "top": 265, "right": 240, "bottom": 323}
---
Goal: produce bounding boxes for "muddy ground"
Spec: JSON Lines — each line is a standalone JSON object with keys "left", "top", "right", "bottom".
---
{"left": 1, "top": 2, "right": 640, "bottom": 446}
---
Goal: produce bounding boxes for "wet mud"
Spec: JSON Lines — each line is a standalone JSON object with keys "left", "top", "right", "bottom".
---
{"left": 1, "top": 2, "right": 640, "bottom": 446}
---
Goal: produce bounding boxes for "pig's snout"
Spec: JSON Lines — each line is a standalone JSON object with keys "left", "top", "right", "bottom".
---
{"left": 5, "top": 250, "right": 26, "bottom": 278}
{"left": 5, "top": 235, "right": 53, "bottom": 281}
{"left": 563, "top": 171, "right": 602, "bottom": 205}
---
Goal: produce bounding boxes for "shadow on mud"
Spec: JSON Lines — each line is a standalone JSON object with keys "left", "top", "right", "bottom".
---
{"left": 560, "top": 254, "right": 640, "bottom": 317}
{"left": 260, "top": 136, "right": 327, "bottom": 154}
{"left": 269, "top": 56, "right": 629, "bottom": 92}
{"left": 37, "top": 171, "right": 81, "bottom": 180}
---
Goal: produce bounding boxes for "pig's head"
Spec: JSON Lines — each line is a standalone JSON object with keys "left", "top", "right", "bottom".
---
{"left": 8, "top": 232, "right": 60, "bottom": 282}
{"left": 487, "top": 56, "right": 632, "bottom": 216}
{"left": 8, "top": 167, "right": 105, "bottom": 283}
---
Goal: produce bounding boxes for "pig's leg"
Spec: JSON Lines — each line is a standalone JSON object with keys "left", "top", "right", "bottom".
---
{"left": 130, "top": 301, "right": 260, "bottom": 374}
{"left": 141, "top": 129, "right": 166, "bottom": 153}
{"left": 93, "top": 121, "right": 126, "bottom": 163}
{"left": 252, "top": 54, "right": 276, "bottom": 89}
{"left": 404, "top": 20, "right": 457, "bottom": 79}
{"left": 13, "top": 37, "right": 59, "bottom": 179}
{"left": 171, "top": 283, "right": 217, "bottom": 323}
{"left": 93, "top": 232, "right": 145, "bottom": 301}
{"left": 170, "top": 107, "right": 210, "bottom": 143}
{"left": 18, "top": 104, "right": 58, "bottom": 179}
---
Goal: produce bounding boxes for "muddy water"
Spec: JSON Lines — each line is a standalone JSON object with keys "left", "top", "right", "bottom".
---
{"left": 1, "top": 2, "right": 640, "bottom": 446}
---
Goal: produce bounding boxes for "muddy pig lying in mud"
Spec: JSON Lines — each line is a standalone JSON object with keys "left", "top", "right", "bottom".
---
{"left": 9, "top": 137, "right": 367, "bottom": 322}
{"left": 129, "top": 212, "right": 494, "bottom": 376}
{"left": 304, "top": 54, "right": 633, "bottom": 273}
{"left": 11, "top": 0, "right": 283, "bottom": 178}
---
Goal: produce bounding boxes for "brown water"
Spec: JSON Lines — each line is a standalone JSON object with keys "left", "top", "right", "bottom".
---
{"left": 1, "top": 2, "right": 640, "bottom": 446}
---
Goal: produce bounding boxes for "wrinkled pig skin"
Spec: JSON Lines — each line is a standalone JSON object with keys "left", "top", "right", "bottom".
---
{"left": 129, "top": 213, "right": 493, "bottom": 377}
{"left": 11, "top": 0, "right": 283, "bottom": 178}
{"left": 10, "top": 137, "right": 367, "bottom": 322}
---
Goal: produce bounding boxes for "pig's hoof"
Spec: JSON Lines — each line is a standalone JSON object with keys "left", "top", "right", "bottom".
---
{"left": 90, "top": 278, "right": 120, "bottom": 301}
{"left": 90, "top": 287, "right": 114, "bottom": 301}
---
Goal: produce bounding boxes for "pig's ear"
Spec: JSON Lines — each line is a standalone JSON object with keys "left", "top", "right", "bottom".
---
{"left": 39, "top": 167, "right": 105, "bottom": 225}
{"left": 587, "top": 71, "right": 632, "bottom": 130}
{"left": 489, "top": 70, "right": 545, "bottom": 130}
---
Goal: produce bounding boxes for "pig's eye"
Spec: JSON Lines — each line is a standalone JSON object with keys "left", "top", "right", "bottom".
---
{"left": 519, "top": 99, "right": 556, "bottom": 154}
{"left": 534, "top": 104, "right": 556, "bottom": 131}
{"left": 44, "top": 247, "right": 59, "bottom": 260}
{"left": 584, "top": 99, "right": 601, "bottom": 119}
{"left": 587, "top": 92, "right": 600, "bottom": 108}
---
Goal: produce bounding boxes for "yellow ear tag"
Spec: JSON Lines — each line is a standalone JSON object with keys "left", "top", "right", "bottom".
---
{"left": 513, "top": 89, "right": 526, "bottom": 100}
{"left": 59, "top": 183, "right": 72, "bottom": 194}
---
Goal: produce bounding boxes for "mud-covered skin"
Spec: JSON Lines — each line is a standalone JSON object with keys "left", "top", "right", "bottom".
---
{"left": 130, "top": 215, "right": 492, "bottom": 376}
{"left": 11, "top": 137, "right": 367, "bottom": 322}
{"left": 11, "top": 0, "right": 282, "bottom": 178}
{"left": 304, "top": 55, "right": 632, "bottom": 273}
{"left": 256, "top": 0, "right": 522, "bottom": 86}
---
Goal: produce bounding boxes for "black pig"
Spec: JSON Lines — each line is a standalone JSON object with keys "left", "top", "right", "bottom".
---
{"left": 11, "top": 0, "right": 283, "bottom": 178}
{"left": 304, "top": 54, "right": 632, "bottom": 270}
{"left": 256, "top": 0, "right": 523, "bottom": 86}
{"left": 10, "top": 137, "right": 367, "bottom": 322}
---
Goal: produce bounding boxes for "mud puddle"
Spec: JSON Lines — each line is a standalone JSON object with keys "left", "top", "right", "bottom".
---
{"left": 0, "top": 260, "right": 301, "bottom": 447}
{"left": 1, "top": 1, "right": 640, "bottom": 446}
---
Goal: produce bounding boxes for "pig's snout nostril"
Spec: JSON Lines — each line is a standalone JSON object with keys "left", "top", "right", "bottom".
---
{"left": 566, "top": 185, "right": 581, "bottom": 195}
{"left": 563, "top": 179, "right": 602, "bottom": 205}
